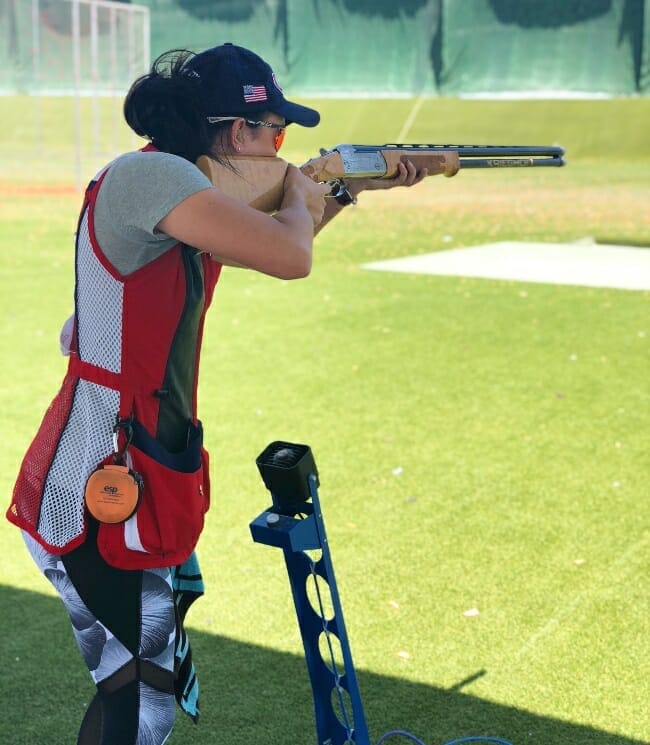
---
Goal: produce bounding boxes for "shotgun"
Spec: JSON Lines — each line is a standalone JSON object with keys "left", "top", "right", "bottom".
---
{"left": 196, "top": 143, "right": 565, "bottom": 213}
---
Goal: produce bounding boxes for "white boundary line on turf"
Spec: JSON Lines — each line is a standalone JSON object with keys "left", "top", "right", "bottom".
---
{"left": 395, "top": 96, "right": 425, "bottom": 143}
{"left": 514, "top": 531, "right": 649, "bottom": 660}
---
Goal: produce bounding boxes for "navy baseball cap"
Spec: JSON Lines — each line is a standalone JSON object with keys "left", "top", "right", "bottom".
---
{"left": 187, "top": 42, "right": 320, "bottom": 127}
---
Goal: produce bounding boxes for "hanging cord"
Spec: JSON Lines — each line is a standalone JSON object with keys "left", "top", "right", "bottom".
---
{"left": 376, "top": 730, "right": 514, "bottom": 745}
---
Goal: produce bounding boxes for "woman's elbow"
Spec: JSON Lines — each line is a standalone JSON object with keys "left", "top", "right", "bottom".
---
{"left": 281, "top": 263, "right": 311, "bottom": 280}
{"left": 277, "top": 249, "right": 312, "bottom": 280}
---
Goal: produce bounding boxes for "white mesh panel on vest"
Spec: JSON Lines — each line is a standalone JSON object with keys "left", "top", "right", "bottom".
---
{"left": 76, "top": 210, "right": 123, "bottom": 373}
{"left": 38, "top": 380, "right": 118, "bottom": 548}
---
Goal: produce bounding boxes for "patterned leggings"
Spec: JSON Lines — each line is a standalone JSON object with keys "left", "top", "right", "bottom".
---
{"left": 23, "top": 529, "right": 177, "bottom": 745}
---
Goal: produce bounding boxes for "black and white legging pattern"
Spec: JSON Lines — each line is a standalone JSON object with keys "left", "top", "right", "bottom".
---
{"left": 24, "top": 531, "right": 177, "bottom": 745}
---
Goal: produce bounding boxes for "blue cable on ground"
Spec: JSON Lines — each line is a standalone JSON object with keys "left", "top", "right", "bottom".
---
{"left": 443, "top": 738, "right": 513, "bottom": 745}
{"left": 376, "top": 729, "right": 514, "bottom": 745}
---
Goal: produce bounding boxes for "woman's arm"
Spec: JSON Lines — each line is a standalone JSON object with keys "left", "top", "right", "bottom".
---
{"left": 157, "top": 165, "right": 330, "bottom": 279}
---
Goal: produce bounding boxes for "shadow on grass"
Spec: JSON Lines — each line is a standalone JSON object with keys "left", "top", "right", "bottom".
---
{"left": 1, "top": 584, "right": 647, "bottom": 745}
{"left": 596, "top": 237, "right": 650, "bottom": 249}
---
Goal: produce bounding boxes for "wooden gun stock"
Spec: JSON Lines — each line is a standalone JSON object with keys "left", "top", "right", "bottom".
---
{"left": 196, "top": 143, "right": 564, "bottom": 213}
{"left": 196, "top": 154, "right": 290, "bottom": 213}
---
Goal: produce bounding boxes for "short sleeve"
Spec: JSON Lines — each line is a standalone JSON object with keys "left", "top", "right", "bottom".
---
{"left": 93, "top": 150, "right": 214, "bottom": 275}
{"left": 99, "top": 151, "right": 212, "bottom": 238}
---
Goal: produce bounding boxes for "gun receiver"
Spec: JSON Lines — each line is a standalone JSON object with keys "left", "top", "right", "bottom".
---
{"left": 196, "top": 143, "right": 565, "bottom": 213}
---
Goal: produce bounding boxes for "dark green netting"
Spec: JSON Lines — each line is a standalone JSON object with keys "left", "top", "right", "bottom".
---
{"left": 438, "top": 0, "right": 645, "bottom": 95}
{"left": 2, "top": 0, "right": 648, "bottom": 95}
{"left": 143, "top": 0, "right": 648, "bottom": 95}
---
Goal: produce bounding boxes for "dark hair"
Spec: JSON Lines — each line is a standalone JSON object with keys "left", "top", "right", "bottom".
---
{"left": 123, "top": 49, "right": 231, "bottom": 163}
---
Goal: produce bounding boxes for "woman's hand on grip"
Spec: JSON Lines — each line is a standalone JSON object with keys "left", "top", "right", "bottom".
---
{"left": 282, "top": 164, "right": 331, "bottom": 226}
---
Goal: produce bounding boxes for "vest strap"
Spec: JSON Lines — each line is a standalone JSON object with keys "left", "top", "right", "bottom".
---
{"left": 69, "top": 357, "right": 122, "bottom": 390}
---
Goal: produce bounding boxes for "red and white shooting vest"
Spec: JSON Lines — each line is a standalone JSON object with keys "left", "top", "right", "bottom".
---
{"left": 7, "top": 155, "right": 222, "bottom": 569}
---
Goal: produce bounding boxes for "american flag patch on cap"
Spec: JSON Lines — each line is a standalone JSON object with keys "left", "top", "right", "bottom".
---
{"left": 243, "top": 84, "right": 267, "bottom": 103}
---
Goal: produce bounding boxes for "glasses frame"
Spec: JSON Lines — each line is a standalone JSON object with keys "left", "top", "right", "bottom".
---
{"left": 206, "top": 116, "right": 286, "bottom": 151}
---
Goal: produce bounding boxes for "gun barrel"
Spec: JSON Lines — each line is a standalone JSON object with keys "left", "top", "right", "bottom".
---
{"left": 344, "top": 144, "right": 565, "bottom": 170}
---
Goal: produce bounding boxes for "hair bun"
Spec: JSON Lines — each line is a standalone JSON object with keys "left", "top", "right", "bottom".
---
{"left": 123, "top": 50, "right": 209, "bottom": 160}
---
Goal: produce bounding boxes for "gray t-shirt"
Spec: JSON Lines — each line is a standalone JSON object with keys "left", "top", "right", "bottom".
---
{"left": 94, "top": 150, "right": 213, "bottom": 275}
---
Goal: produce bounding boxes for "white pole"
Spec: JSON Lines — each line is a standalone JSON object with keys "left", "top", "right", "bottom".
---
{"left": 31, "top": 0, "right": 42, "bottom": 156}
{"left": 72, "top": 0, "right": 82, "bottom": 191}
{"left": 90, "top": 0, "right": 100, "bottom": 172}
{"left": 142, "top": 6, "right": 151, "bottom": 75}
{"left": 127, "top": 7, "right": 137, "bottom": 150}
{"left": 109, "top": 6, "right": 118, "bottom": 154}
{"left": 136, "top": 6, "right": 151, "bottom": 151}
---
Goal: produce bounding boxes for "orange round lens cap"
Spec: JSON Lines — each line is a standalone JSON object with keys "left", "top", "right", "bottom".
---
{"left": 84, "top": 464, "right": 142, "bottom": 524}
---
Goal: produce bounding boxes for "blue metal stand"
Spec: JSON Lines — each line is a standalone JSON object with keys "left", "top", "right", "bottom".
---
{"left": 250, "top": 441, "right": 370, "bottom": 745}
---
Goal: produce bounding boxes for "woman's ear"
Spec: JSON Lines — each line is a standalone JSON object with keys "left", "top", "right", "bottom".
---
{"left": 230, "top": 119, "right": 246, "bottom": 152}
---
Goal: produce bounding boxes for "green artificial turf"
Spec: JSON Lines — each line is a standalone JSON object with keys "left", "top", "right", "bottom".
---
{"left": 0, "top": 98, "right": 648, "bottom": 745}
